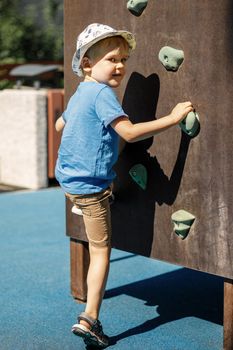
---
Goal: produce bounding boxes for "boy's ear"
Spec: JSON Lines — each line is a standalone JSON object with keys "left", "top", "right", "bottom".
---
{"left": 82, "top": 56, "right": 92, "bottom": 73}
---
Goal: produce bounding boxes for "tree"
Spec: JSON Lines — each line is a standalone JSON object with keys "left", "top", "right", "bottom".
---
{"left": 0, "top": 0, "right": 63, "bottom": 63}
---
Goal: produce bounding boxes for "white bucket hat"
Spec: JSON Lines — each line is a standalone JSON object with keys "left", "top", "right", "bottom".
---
{"left": 72, "top": 23, "right": 136, "bottom": 77}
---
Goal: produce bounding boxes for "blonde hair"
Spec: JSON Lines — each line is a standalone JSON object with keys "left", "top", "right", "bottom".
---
{"left": 85, "top": 36, "right": 130, "bottom": 61}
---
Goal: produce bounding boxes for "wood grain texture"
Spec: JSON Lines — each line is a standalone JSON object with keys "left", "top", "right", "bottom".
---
{"left": 64, "top": 0, "right": 233, "bottom": 279}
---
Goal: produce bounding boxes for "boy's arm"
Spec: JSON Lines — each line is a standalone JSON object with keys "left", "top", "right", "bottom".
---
{"left": 111, "top": 102, "right": 193, "bottom": 143}
{"left": 55, "top": 116, "right": 65, "bottom": 132}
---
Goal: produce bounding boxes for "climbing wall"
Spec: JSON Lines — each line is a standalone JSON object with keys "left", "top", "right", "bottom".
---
{"left": 64, "top": 0, "right": 233, "bottom": 279}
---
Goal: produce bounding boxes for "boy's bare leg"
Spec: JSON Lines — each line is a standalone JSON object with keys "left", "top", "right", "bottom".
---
{"left": 80, "top": 243, "right": 111, "bottom": 326}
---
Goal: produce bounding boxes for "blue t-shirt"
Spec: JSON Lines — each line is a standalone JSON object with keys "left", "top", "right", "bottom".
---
{"left": 55, "top": 82, "right": 127, "bottom": 194}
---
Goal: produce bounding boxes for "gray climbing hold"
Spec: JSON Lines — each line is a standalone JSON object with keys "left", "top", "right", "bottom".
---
{"left": 129, "top": 164, "right": 147, "bottom": 190}
{"left": 179, "top": 111, "right": 200, "bottom": 138}
{"left": 127, "top": 0, "right": 148, "bottom": 16}
{"left": 171, "top": 209, "right": 195, "bottom": 239}
{"left": 158, "top": 46, "right": 184, "bottom": 72}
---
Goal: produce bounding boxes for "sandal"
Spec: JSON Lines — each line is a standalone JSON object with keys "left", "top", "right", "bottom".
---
{"left": 71, "top": 312, "right": 109, "bottom": 348}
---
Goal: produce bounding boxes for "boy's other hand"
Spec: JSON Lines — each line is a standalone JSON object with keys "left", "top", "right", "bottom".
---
{"left": 170, "top": 102, "right": 193, "bottom": 125}
{"left": 55, "top": 116, "right": 65, "bottom": 132}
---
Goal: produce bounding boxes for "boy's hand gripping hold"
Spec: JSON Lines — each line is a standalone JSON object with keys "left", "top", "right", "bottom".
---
{"left": 169, "top": 101, "right": 193, "bottom": 125}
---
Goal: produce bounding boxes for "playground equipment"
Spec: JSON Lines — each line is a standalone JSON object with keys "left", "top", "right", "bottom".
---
{"left": 179, "top": 111, "right": 200, "bottom": 138}
{"left": 158, "top": 46, "right": 184, "bottom": 72}
{"left": 127, "top": 0, "right": 148, "bottom": 16}
{"left": 64, "top": 1, "right": 233, "bottom": 348}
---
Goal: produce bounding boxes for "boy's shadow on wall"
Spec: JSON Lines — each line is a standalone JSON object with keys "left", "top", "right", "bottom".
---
{"left": 111, "top": 72, "right": 191, "bottom": 256}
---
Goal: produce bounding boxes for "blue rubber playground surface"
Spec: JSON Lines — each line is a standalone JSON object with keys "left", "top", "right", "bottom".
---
{"left": 0, "top": 188, "right": 223, "bottom": 350}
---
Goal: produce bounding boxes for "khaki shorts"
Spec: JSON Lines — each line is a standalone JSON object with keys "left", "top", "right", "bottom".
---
{"left": 66, "top": 187, "right": 112, "bottom": 247}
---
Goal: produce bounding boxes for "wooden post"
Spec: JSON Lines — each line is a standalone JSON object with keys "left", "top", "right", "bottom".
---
{"left": 70, "top": 238, "right": 89, "bottom": 302}
{"left": 224, "top": 279, "right": 233, "bottom": 350}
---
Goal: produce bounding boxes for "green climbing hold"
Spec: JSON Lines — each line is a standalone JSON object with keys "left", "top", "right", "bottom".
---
{"left": 171, "top": 209, "right": 195, "bottom": 239}
{"left": 127, "top": 0, "right": 148, "bottom": 17}
{"left": 158, "top": 46, "right": 184, "bottom": 72}
{"left": 179, "top": 111, "right": 200, "bottom": 138}
{"left": 129, "top": 164, "right": 147, "bottom": 190}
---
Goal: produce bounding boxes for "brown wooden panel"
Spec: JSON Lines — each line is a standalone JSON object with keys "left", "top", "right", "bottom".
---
{"left": 64, "top": 0, "right": 233, "bottom": 279}
{"left": 224, "top": 279, "right": 233, "bottom": 350}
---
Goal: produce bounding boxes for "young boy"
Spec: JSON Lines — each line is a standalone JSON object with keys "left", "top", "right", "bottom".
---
{"left": 55, "top": 23, "right": 193, "bottom": 348}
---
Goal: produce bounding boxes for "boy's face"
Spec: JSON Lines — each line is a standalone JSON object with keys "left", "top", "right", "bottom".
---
{"left": 84, "top": 38, "right": 130, "bottom": 88}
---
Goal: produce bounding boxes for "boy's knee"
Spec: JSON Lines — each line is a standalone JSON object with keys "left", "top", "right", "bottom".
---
{"left": 89, "top": 237, "right": 111, "bottom": 248}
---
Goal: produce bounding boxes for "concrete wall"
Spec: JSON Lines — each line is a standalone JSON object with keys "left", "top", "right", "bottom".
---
{"left": 0, "top": 89, "right": 48, "bottom": 189}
